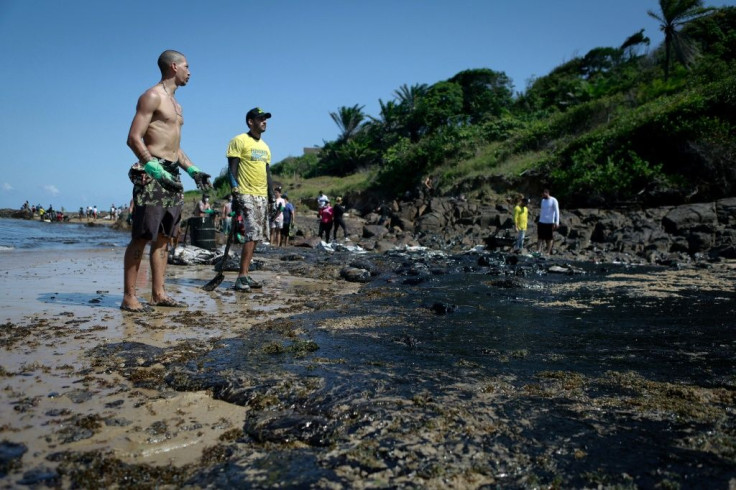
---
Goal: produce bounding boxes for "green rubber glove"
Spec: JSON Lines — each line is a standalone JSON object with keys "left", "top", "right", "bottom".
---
{"left": 187, "top": 165, "right": 212, "bottom": 191}
{"left": 143, "top": 159, "right": 183, "bottom": 193}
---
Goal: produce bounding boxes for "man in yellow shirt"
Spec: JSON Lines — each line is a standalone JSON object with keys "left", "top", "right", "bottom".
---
{"left": 513, "top": 196, "right": 529, "bottom": 254}
{"left": 226, "top": 107, "right": 274, "bottom": 292}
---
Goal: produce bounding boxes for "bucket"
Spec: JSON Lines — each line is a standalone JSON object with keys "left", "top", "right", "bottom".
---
{"left": 188, "top": 216, "right": 216, "bottom": 251}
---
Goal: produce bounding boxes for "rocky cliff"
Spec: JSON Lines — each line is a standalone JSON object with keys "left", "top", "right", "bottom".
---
{"left": 343, "top": 196, "right": 736, "bottom": 262}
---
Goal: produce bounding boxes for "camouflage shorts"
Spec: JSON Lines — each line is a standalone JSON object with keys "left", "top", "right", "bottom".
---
{"left": 239, "top": 194, "right": 269, "bottom": 243}
{"left": 129, "top": 159, "right": 183, "bottom": 208}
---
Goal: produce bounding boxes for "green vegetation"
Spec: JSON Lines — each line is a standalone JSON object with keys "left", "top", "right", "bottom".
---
{"left": 236, "top": 3, "right": 736, "bottom": 208}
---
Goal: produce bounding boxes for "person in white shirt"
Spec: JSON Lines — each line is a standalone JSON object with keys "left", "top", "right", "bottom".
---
{"left": 317, "top": 191, "right": 329, "bottom": 209}
{"left": 537, "top": 188, "right": 559, "bottom": 254}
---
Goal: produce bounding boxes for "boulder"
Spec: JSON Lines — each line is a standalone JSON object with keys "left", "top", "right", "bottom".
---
{"left": 416, "top": 211, "right": 447, "bottom": 234}
{"left": 363, "top": 224, "right": 389, "bottom": 240}
{"left": 374, "top": 239, "right": 399, "bottom": 253}
{"left": 340, "top": 267, "right": 372, "bottom": 283}
{"left": 662, "top": 203, "right": 717, "bottom": 235}
{"left": 716, "top": 197, "right": 736, "bottom": 226}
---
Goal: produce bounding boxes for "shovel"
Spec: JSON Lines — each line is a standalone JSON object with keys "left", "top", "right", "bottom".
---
{"left": 202, "top": 214, "right": 237, "bottom": 291}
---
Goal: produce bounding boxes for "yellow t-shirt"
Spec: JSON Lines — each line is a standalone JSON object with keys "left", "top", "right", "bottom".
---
{"left": 226, "top": 133, "right": 271, "bottom": 197}
{"left": 514, "top": 205, "right": 528, "bottom": 230}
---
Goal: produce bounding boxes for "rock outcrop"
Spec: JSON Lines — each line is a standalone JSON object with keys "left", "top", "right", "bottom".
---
{"left": 295, "top": 196, "right": 736, "bottom": 261}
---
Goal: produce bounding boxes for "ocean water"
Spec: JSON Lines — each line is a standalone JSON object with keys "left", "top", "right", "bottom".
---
{"left": 0, "top": 217, "right": 130, "bottom": 251}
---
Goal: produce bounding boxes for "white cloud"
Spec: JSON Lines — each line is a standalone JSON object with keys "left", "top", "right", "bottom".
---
{"left": 43, "top": 185, "right": 60, "bottom": 196}
{"left": 1, "top": 183, "right": 13, "bottom": 191}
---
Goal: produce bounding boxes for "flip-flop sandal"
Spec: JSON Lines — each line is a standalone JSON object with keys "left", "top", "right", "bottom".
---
{"left": 120, "top": 304, "right": 154, "bottom": 313}
{"left": 151, "top": 297, "right": 187, "bottom": 308}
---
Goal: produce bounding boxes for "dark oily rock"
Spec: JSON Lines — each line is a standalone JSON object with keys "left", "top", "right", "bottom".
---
{"left": 89, "top": 342, "right": 164, "bottom": 368}
{"left": 186, "top": 450, "right": 340, "bottom": 488}
{"left": 430, "top": 302, "right": 456, "bottom": 315}
{"left": 11, "top": 397, "right": 39, "bottom": 413}
{"left": 0, "top": 208, "right": 33, "bottom": 219}
{"left": 45, "top": 408, "right": 72, "bottom": 417}
{"left": 340, "top": 267, "right": 372, "bottom": 283}
{"left": 662, "top": 203, "right": 718, "bottom": 235}
{"left": 65, "top": 389, "right": 94, "bottom": 404}
{"left": 490, "top": 277, "right": 527, "bottom": 288}
{"left": 281, "top": 253, "right": 305, "bottom": 261}
{"left": 244, "top": 410, "right": 334, "bottom": 447}
{"left": 687, "top": 231, "right": 716, "bottom": 253}
{"left": 394, "top": 333, "right": 420, "bottom": 348}
{"left": 416, "top": 211, "right": 447, "bottom": 234}
{"left": 293, "top": 236, "right": 323, "bottom": 248}
{"left": 362, "top": 224, "right": 389, "bottom": 239}
{"left": 374, "top": 239, "right": 398, "bottom": 252}
{"left": 0, "top": 441, "right": 27, "bottom": 476}
{"left": 17, "top": 467, "right": 59, "bottom": 486}
{"left": 402, "top": 276, "right": 427, "bottom": 285}
{"left": 716, "top": 197, "right": 736, "bottom": 226}
{"left": 349, "top": 258, "right": 381, "bottom": 276}
{"left": 214, "top": 253, "right": 241, "bottom": 272}
{"left": 548, "top": 264, "right": 585, "bottom": 274}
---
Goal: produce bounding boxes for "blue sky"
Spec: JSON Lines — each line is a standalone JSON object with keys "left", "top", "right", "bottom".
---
{"left": 1, "top": 0, "right": 734, "bottom": 211}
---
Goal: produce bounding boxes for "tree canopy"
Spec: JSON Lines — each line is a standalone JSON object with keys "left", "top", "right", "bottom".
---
{"left": 267, "top": 6, "right": 736, "bottom": 207}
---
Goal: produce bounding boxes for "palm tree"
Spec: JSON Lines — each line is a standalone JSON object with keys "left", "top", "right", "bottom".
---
{"left": 394, "top": 83, "right": 427, "bottom": 110}
{"left": 647, "top": 0, "right": 713, "bottom": 79}
{"left": 329, "top": 104, "right": 365, "bottom": 142}
{"left": 393, "top": 83, "right": 428, "bottom": 142}
{"left": 620, "top": 29, "right": 651, "bottom": 60}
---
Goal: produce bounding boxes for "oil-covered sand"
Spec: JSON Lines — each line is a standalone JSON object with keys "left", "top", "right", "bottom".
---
{"left": 0, "top": 246, "right": 734, "bottom": 489}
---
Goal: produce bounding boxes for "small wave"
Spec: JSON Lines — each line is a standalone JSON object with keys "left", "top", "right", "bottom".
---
{"left": 0, "top": 245, "right": 14, "bottom": 252}
{"left": 97, "top": 241, "right": 122, "bottom": 247}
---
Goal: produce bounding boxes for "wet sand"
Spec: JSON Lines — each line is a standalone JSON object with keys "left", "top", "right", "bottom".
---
{"left": 0, "top": 246, "right": 358, "bottom": 481}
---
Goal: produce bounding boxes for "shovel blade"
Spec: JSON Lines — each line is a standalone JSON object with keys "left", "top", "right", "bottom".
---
{"left": 202, "top": 272, "right": 225, "bottom": 291}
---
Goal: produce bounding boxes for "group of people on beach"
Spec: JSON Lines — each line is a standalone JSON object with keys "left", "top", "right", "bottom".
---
{"left": 119, "top": 49, "right": 558, "bottom": 313}
{"left": 315, "top": 191, "right": 348, "bottom": 244}
{"left": 23, "top": 202, "right": 68, "bottom": 222}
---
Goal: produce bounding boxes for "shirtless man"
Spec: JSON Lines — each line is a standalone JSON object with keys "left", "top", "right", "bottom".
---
{"left": 121, "top": 49, "right": 212, "bottom": 312}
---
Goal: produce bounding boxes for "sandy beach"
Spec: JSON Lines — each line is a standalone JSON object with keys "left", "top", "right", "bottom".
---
{"left": 0, "top": 245, "right": 358, "bottom": 486}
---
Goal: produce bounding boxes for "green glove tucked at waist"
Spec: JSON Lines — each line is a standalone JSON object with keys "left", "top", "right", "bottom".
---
{"left": 143, "top": 159, "right": 183, "bottom": 193}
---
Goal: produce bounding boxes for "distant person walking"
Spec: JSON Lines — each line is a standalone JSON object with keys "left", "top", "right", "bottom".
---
{"left": 332, "top": 196, "right": 348, "bottom": 241}
{"left": 121, "top": 49, "right": 212, "bottom": 313}
{"left": 537, "top": 188, "right": 559, "bottom": 255}
{"left": 227, "top": 107, "right": 274, "bottom": 292}
{"left": 513, "top": 196, "right": 529, "bottom": 253}
{"left": 422, "top": 174, "right": 434, "bottom": 199}
{"left": 281, "top": 193, "right": 295, "bottom": 246}
{"left": 270, "top": 186, "right": 285, "bottom": 247}
{"left": 318, "top": 198, "right": 334, "bottom": 243}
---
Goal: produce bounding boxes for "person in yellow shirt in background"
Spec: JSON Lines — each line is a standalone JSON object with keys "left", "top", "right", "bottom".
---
{"left": 513, "top": 196, "right": 529, "bottom": 254}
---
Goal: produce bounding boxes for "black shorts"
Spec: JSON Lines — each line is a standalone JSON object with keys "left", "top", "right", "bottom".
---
{"left": 537, "top": 222, "right": 554, "bottom": 241}
{"left": 131, "top": 204, "right": 182, "bottom": 241}
{"left": 281, "top": 222, "right": 291, "bottom": 237}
